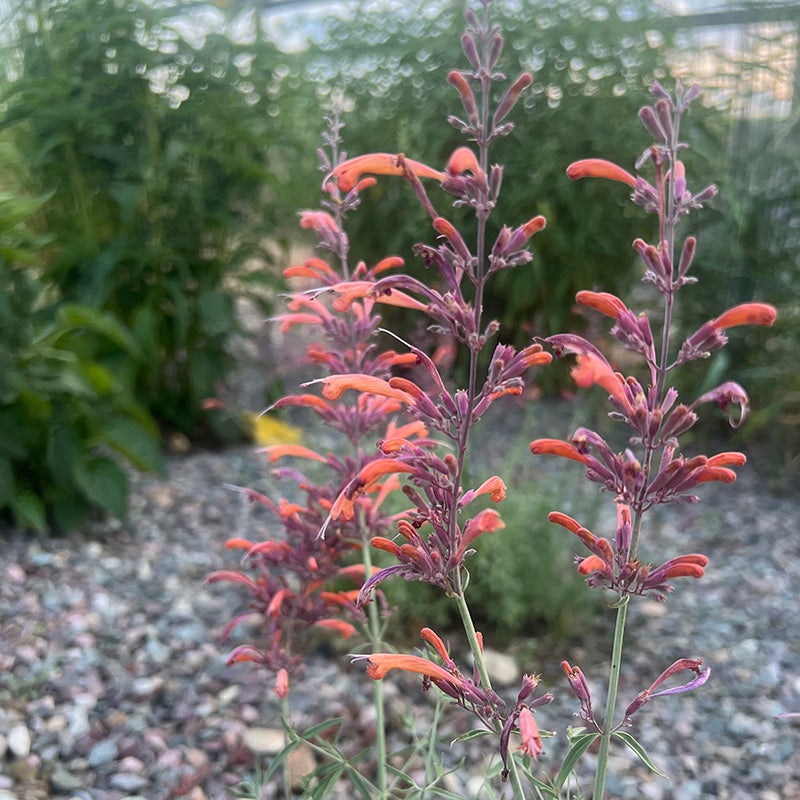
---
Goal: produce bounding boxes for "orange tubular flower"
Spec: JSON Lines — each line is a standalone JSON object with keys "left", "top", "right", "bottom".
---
{"left": 547, "top": 511, "right": 582, "bottom": 533}
{"left": 258, "top": 444, "right": 328, "bottom": 463}
{"left": 314, "top": 619, "right": 356, "bottom": 639}
{"left": 576, "top": 290, "right": 630, "bottom": 320}
{"left": 420, "top": 627, "right": 451, "bottom": 663}
{"left": 274, "top": 668, "right": 289, "bottom": 698}
{"left": 530, "top": 439, "right": 590, "bottom": 464}
{"left": 712, "top": 303, "right": 777, "bottom": 330}
{"left": 362, "top": 653, "right": 462, "bottom": 688}
{"left": 299, "top": 210, "right": 339, "bottom": 232}
{"left": 518, "top": 707, "right": 544, "bottom": 759}
{"left": 331, "top": 460, "right": 416, "bottom": 521}
{"left": 571, "top": 354, "right": 634, "bottom": 414}
{"left": 370, "top": 536, "right": 402, "bottom": 557}
{"left": 276, "top": 312, "right": 323, "bottom": 333}
{"left": 521, "top": 215, "right": 547, "bottom": 237}
{"left": 330, "top": 280, "right": 428, "bottom": 312}
{"left": 327, "top": 153, "right": 447, "bottom": 192}
{"left": 475, "top": 475, "right": 507, "bottom": 502}
{"left": 458, "top": 509, "right": 505, "bottom": 557}
{"left": 707, "top": 451, "right": 746, "bottom": 467}
{"left": 446, "top": 146, "right": 482, "bottom": 177}
{"left": 566, "top": 158, "right": 636, "bottom": 187}
{"left": 521, "top": 344, "right": 553, "bottom": 367}
{"left": 695, "top": 466, "right": 737, "bottom": 484}
{"left": 308, "top": 374, "right": 415, "bottom": 403}
{"left": 577, "top": 555, "right": 608, "bottom": 575}
{"left": 283, "top": 256, "right": 338, "bottom": 281}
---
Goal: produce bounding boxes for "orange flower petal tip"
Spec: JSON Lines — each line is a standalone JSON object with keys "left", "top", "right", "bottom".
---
{"left": 712, "top": 303, "right": 777, "bottom": 330}
{"left": 327, "top": 153, "right": 446, "bottom": 192}
{"left": 576, "top": 290, "right": 629, "bottom": 319}
{"left": 446, "top": 146, "right": 481, "bottom": 176}
{"left": 521, "top": 215, "right": 547, "bottom": 236}
{"left": 314, "top": 619, "right": 356, "bottom": 639}
{"left": 566, "top": 158, "right": 636, "bottom": 187}
{"left": 274, "top": 668, "right": 289, "bottom": 698}
{"left": 530, "top": 439, "right": 589, "bottom": 463}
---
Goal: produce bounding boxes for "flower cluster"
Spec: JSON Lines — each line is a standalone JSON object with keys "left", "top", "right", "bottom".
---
{"left": 354, "top": 628, "right": 552, "bottom": 779}
{"left": 207, "top": 113, "right": 431, "bottom": 697}
{"left": 530, "top": 81, "right": 776, "bottom": 779}
{"left": 312, "top": 4, "right": 555, "bottom": 781}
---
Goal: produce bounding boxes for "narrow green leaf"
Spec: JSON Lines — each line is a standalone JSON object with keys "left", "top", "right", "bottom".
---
{"left": 451, "top": 727, "right": 493, "bottom": 744}
{"left": 341, "top": 762, "right": 374, "bottom": 799}
{"left": 555, "top": 732, "right": 601, "bottom": 789}
{"left": 300, "top": 717, "right": 344, "bottom": 740}
{"left": 57, "top": 305, "right": 142, "bottom": 359}
{"left": 614, "top": 730, "right": 669, "bottom": 778}
{"left": 258, "top": 741, "right": 299, "bottom": 785}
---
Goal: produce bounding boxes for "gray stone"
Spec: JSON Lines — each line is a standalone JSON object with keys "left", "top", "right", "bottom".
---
{"left": 87, "top": 738, "right": 119, "bottom": 767}
{"left": 7, "top": 725, "right": 31, "bottom": 758}
{"left": 49, "top": 766, "right": 84, "bottom": 794}
{"left": 109, "top": 773, "right": 148, "bottom": 792}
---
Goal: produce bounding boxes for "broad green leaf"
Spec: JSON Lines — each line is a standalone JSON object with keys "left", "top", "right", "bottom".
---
{"left": 11, "top": 491, "right": 47, "bottom": 531}
{"left": 614, "top": 730, "right": 669, "bottom": 778}
{"left": 99, "top": 418, "right": 165, "bottom": 475}
{"left": 0, "top": 457, "right": 14, "bottom": 507}
{"left": 49, "top": 488, "right": 91, "bottom": 532}
{"left": 74, "top": 455, "right": 129, "bottom": 520}
{"left": 555, "top": 732, "right": 601, "bottom": 790}
{"left": 47, "top": 424, "right": 80, "bottom": 484}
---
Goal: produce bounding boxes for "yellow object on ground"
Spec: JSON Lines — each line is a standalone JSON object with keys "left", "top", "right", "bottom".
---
{"left": 244, "top": 413, "right": 303, "bottom": 446}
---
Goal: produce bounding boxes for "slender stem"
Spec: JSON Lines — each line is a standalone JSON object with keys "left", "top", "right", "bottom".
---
{"left": 360, "top": 521, "right": 388, "bottom": 798}
{"left": 452, "top": 580, "right": 527, "bottom": 800}
{"left": 280, "top": 694, "right": 293, "bottom": 800}
{"left": 592, "top": 594, "right": 629, "bottom": 800}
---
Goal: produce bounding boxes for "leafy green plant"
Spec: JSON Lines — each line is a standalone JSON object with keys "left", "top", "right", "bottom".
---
{"left": 0, "top": 191, "right": 164, "bottom": 531}
{"left": 2, "top": 0, "right": 320, "bottom": 440}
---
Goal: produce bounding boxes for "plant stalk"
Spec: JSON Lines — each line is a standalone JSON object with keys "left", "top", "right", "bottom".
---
{"left": 452, "top": 580, "right": 527, "bottom": 800}
{"left": 360, "top": 528, "right": 388, "bottom": 798}
{"left": 592, "top": 594, "right": 629, "bottom": 800}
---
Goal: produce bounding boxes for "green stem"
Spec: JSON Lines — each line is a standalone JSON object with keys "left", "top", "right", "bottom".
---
{"left": 452, "top": 579, "right": 527, "bottom": 800}
{"left": 592, "top": 595, "right": 629, "bottom": 800}
{"left": 280, "top": 693, "right": 292, "bottom": 800}
{"left": 361, "top": 531, "right": 388, "bottom": 798}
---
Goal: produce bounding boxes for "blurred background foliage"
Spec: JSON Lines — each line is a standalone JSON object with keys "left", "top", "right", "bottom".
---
{"left": 0, "top": 0, "right": 797, "bottom": 538}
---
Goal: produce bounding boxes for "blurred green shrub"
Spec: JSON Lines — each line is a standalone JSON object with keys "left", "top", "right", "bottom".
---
{"left": 0, "top": 191, "right": 164, "bottom": 531}
{"left": 284, "top": 0, "right": 796, "bottom": 468}
{"left": 676, "top": 112, "right": 800, "bottom": 480}
{"left": 1, "top": 0, "right": 320, "bottom": 440}
{"left": 289, "top": 0, "right": 679, "bottom": 375}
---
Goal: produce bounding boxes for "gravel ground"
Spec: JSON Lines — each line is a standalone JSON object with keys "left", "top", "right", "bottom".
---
{"left": 1, "top": 406, "right": 799, "bottom": 800}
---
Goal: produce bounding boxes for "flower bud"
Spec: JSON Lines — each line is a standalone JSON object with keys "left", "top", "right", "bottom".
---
{"left": 638, "top": 105, "right": 667, "bottom": 143}
{"left": 461, "top": 32, "right": 480, "bottom": 70}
